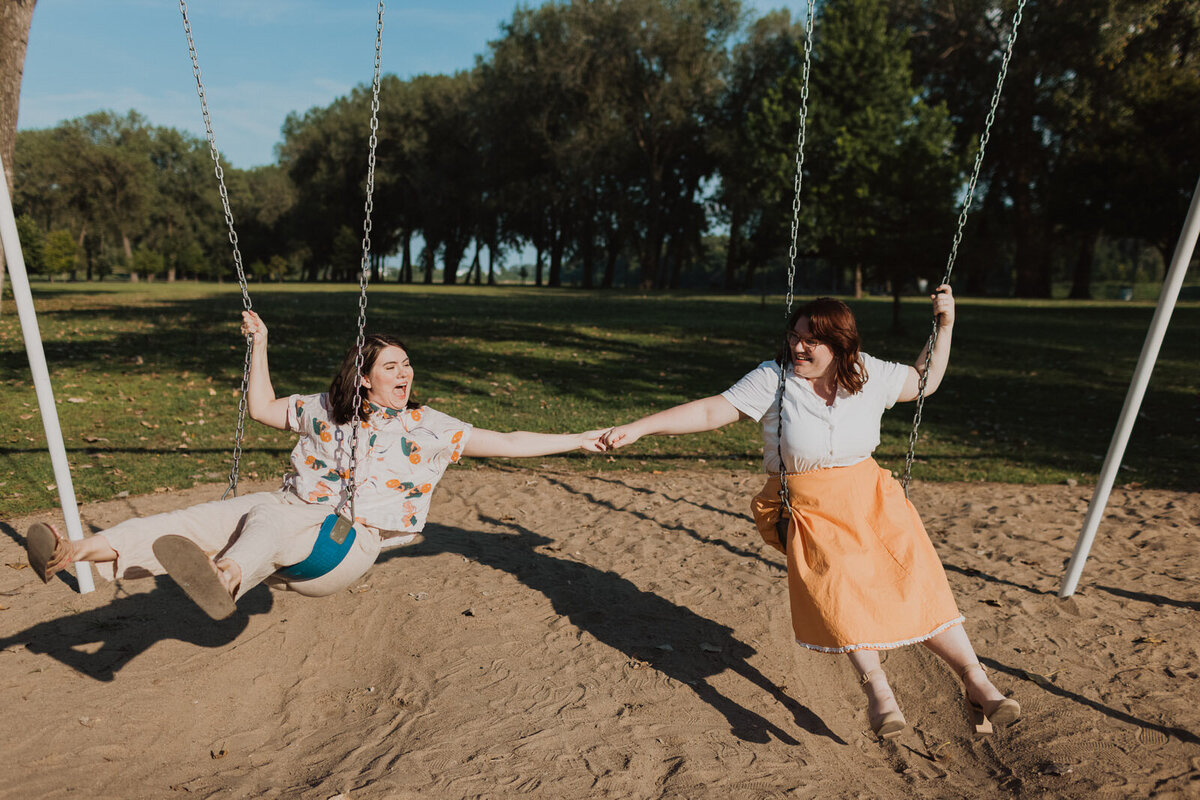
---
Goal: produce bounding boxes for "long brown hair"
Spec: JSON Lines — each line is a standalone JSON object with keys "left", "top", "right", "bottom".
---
{"left": 777, "top": 297, "right": 868, "bottom": 394}
{"left": 328, "top": 333, "right": 418, "bottom": 424}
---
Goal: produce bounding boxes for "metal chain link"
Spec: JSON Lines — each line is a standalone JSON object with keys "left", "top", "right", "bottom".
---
{"left": 179, "top": 0, "right": 255, "bottom": 499}
{"left": 774, "top": 363, "right": 791, "bottom": 544}
{"left": 776, "top": 0, "right": 817, "bottom": 527}
{"left": 901, "top": 0, "right": 1027, "bottom": 494}
{"left": 784, "top": 0, "right": 817, "bottom": 319}
{"left": 338, "top": 1, "right": 386, "bottom": 525}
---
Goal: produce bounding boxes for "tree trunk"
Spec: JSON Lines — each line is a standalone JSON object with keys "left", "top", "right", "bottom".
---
{"left": 667, "top": 235, "right": 684, "bottom": 290}
{"left": 1068, "top": 230, "right": 1097, "bottom": 300}
{"left": 535, "top": 243, "right": 544, "bottom": 287}
{"left": 724, "top": 205, "right": 742, "bottom": 291}
{"left": 486, "top": 237, "right": 496, "bottom": 286}
{"left": 854, "top": 263, "right": 864, "bottom": 299}
{"left": 580, "top": 214, "right": 594, "bottom": 290}
{"left": 0, "top": 0, "right": 37, "bottom": 313}
{"left": 548, "top": 223, "right": 564, "bottom": 288}
{"left": 422, "top": 244, "right": 434, "bottom": 284}
{"left": 442, "top": 240, "right": 460, "bottom": 285}
{"left": 891, "top": 281, "right": 904, "bottom": 334}
{"left": 602, "top": 223, "right": 622, "bottom": 289}
{"left": 400, "top": 229, "right": 412, "bottom": 283}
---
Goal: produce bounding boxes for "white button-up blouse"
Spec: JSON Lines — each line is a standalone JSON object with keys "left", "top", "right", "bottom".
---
{"left": 721, "top": 353, "right": 909, "bottom": 474}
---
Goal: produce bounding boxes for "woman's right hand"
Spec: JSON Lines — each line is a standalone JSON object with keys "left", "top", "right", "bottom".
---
{"left": 600, "top": 424, "right": 642, "bottom": 450}
{"left": 241, "top": 310, "right": 268, "bottom": 346}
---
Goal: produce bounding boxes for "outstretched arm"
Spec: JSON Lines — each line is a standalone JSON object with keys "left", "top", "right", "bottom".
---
{"left": 240, "top": 311, "right": 290, "bottom": 430}
{"left": 462, "top": 428, "right": 608, "bottom": 458}
{"left": 602, "top": 395, "right": 746, "bottom": 450}
{"left": 897, "top": 284, "right": 955, "bottom": 402}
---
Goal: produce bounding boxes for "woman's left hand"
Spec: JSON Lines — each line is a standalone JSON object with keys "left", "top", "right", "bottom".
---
{"left": 579, "top": 429, "right": 612, "bottom": 453}
{"left": 932, "top": 284, "right": 955, "bottom": 328}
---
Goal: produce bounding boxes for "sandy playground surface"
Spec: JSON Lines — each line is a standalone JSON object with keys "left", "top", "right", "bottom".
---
{"left": 1, "top": 467, "right": 1198, "bottom": 799}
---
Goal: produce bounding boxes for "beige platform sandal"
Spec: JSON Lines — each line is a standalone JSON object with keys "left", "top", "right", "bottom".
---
{"left": 960, "top": 662, "right": 1020, "bottom": 734}
{"left": 26, "top": 523, "right": 72, "bottom": 583}
{"left": 860, "top": 668, "right": 906, "bottom": 739}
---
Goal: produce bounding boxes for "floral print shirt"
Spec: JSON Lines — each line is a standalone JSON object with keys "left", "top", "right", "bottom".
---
{"left": 281, "top": 393, "right": 472, "bottom": 544}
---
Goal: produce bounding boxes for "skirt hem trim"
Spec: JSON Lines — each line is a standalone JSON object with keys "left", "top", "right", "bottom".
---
{"left": 793, "top": 616, "right": 965, "bottom": 654}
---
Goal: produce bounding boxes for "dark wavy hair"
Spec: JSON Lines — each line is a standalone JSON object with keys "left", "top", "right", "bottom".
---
{"left": 328, "top": 333, "right": 418, "bottom": 424}
{"left": 776, "top": 297, "right": 868, "bottom": 395}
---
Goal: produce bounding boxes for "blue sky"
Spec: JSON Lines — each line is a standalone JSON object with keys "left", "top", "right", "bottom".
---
{"left": 20, "top": 0, "right": 794, "bottom": 170}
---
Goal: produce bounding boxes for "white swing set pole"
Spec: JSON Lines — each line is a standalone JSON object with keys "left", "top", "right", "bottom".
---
{"left": 0, "top": 156, "right": 95, "bottom": 593}
{"left": 1059, "top": 174, "right": 1200, "bottom": 598}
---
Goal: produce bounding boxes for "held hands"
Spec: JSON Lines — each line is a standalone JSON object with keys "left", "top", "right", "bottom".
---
{"left": 598, "top": 424, "right": 640, "bottom": 451}
{"left": 240, "top": 310, "right": 268, "bottom": 345}
{"left": 932, "top": 284, "right": 955, "bottom": 329}
{"left": 577, "top": 429, "right": 613, "bottom": 453}
{"left": 571, "top": 426, "right": 637, "bottom": 453}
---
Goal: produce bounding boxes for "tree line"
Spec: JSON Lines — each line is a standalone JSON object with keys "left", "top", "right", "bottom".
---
{"left": 12, "top": 0, "right": 1199, "bottom": 302}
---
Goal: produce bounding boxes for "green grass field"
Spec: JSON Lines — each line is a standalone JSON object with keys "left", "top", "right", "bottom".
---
{"left": 1, "top": 282, "right": 1196, "bottom": 517}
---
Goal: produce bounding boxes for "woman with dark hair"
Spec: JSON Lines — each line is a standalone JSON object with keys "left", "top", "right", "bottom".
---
{"left": 601, "top": 286, "right": 1018, "bottom": 739}
{"left": 26, "top": 311, "right": 607, "bottom": 619}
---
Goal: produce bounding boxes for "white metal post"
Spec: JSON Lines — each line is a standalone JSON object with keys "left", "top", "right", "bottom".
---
{"left": 1059, "top": 174, "right": 1200, "bottom": 598}
{"left": 0, "top": 156, "right": 95, "bottom": 592}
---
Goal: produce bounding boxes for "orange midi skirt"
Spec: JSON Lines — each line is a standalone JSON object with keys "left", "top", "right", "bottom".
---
{"left": 751, "top": 458, "right": 963, "bottom": 653}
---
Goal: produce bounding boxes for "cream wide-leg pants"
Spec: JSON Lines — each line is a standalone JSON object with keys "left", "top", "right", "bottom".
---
{"left": 94, "top": 491, "right": 382, "bottom": 599}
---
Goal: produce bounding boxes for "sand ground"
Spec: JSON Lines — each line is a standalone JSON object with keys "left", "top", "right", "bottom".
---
{"left": 2, "top": 467, "right": 1198, "bottom": 799}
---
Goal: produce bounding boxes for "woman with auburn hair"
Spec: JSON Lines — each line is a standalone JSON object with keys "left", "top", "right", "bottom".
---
{"left": 26, "top": 311, "right": 607, "bottom": 620}
{"left": 602, "top": 286, "right": 1018, "bottom": 739}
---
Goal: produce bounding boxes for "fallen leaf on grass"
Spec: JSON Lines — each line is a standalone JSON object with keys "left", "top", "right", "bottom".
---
{"left": 82, "top": 435, "right": 109, "bottom": 443}
{"left": 66, "top": 397, "right": 88, "bottom": 403}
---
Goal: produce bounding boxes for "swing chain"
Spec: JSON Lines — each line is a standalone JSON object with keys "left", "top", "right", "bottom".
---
{"left": 784, "top": 0, "right": 817, "bottom": 320}
{"left": 774, "top": 362, "right": 792, "bottom": 548}
{"left": 341, "top": 1, "right": 386, "bottom": 526}
{"left": 179, "top": 0, "right": 255, "bottom": 498}
{"left": 902, "top": 0, "right": 1027, "bottom": 495}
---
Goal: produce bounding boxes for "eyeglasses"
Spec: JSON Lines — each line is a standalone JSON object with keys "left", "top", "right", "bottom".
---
{"left": 786, "top": 331, "right": 823, "bottom": 348}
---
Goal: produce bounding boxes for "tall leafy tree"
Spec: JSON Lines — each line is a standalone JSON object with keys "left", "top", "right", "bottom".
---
{"left": 714, "top": 8, "right": 811, "bottom": 291}
{"left": 0, "top": 0, "right": 37, "bottom": 306}
{"left": 806, "top": 0, "right": 963, "bottom": 324}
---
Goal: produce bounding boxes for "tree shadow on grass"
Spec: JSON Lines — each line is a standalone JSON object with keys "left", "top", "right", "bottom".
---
{"left": 0, "top": 578, "right": 273, "bottom": 682}
{"left": 382, "top": 518, "right": 844, "bottom": 746}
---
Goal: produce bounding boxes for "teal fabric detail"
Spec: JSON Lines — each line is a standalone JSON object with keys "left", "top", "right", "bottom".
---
{"left": 276, "top": 514, "right": 356, "bottom": 581}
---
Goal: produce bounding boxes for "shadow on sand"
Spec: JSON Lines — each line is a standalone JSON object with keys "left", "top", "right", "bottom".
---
{"left": 382, "top": 516, "right": 843, "bottom": 746}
